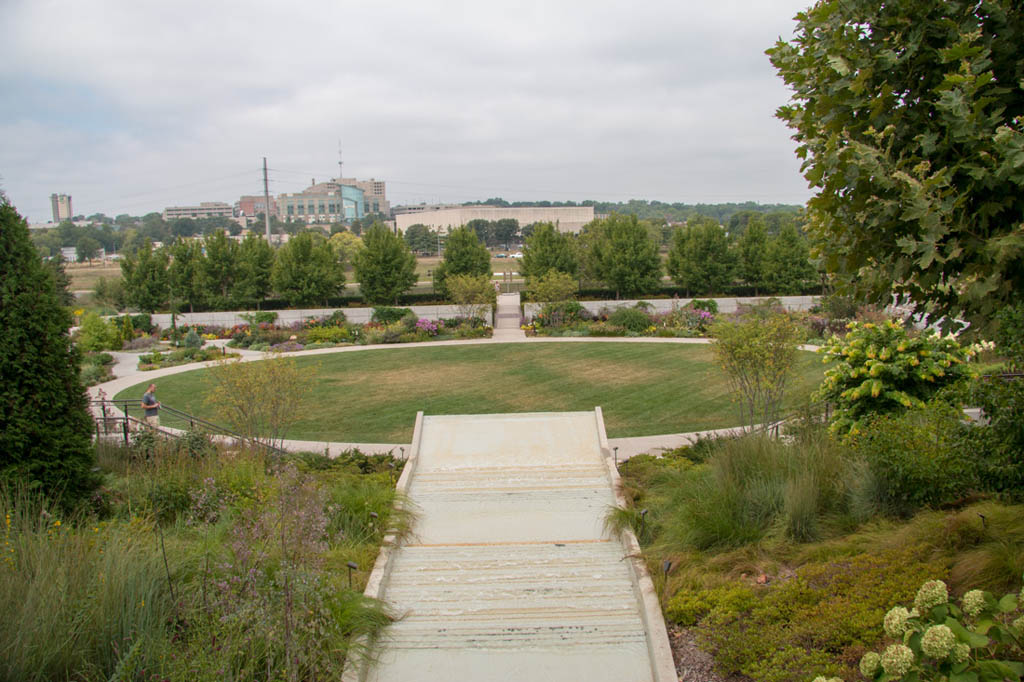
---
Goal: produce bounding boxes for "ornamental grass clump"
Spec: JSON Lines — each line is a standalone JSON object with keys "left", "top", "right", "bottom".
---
{"left": 855, "top": 578, "right": 1024, "bottom": 682}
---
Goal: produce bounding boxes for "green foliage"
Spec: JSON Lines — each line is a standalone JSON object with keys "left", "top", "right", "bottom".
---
{"left": 534, "top": 300, "right": 588, "bottom": 328}
{"left": 353, "top": 224, "right": 418, "bottom": 305}
{"left": 271, "top": 232, "right": 345, "bottom": 306}
{"left": 764, "top": 223, "right": 817, "bottom": 295}
{"left": 240, "top": 310, "right": 277, "bottom": 326}
{"left": 666, "top": 584, "right": 758, "bottom": 626}
{"left": 0, "top": 199, "right": 96, "bottom": 508}
{"left": 77, "top": 312, "right": 120, "bottom": 351}
{"left": 857, "top": 578, "right": 1023, "bottom": 682}
{"left": 371, "top": 306, "right": 413, "bottom": 324}
{"left": 588, "top": 214, "right": 662, "bottom": 298}
{"left": 712, "top": 313, "right": 804, "bottom": 428}
{"left": 692, "top": 299, "right": 719, "bottom": 314}
{"left": 119, "top": 239, "right": 168, "bottom": 313}
{"left": 739, "top": 215, "right": 769, "bottom": 294}
{"left": 434, "top": 226, "right": 491, "bottom": 298}
{"left": 306, "top": 326, "right": 352, "bottom": 344}
{"left": 232, "top": 233, "right": 274, "bottom": 307}
{"left": 75, "top": 235, "right": 101, "bottom": 263}
{"left": 995, "top": 304, "right": 1024, "bottom": 371}
{"left": 962, "top": 377, "right": 1024, "bottom": 496}
{"left": 44, "top": 255, "right": 75, "bottom": 307}
{"left": 608, "top": 305, "right": 653, "bottom": 333}
{"left": 92, "top": 276, "right": 125, "bottom": 310}
{"left": 403, "top": 223, "right": 436, "bottom": 253}
{"left": 199, "top": 230, "right": 238, "bottom": 308}
{"left": 816, "top": 321, "right": 974, "bottom": 436}
{"left": 665, "top": 433, "right": 851, "bottom": 550}
{"left": 520, "top": 222, "right": 578, "bottom": 280}
{"left": 667, "top": 217, "right": 737, "bottom": 295}
{"left": 767, "top": 1, "right": 1024, "bottom": 336}
{"left": 526, "top": 269, "right": 577, "bottom": 303}
{"left": 851, "top": 401, "right": 979, "bottom": 516}
{"left": 166, "top": 238, "right": 205, "bottom": 313}
{"left": 446, "top": 274, "right": 496, "bottom": 321}
{"left": 182, "top": 329, "right": 202, "bottom": 349}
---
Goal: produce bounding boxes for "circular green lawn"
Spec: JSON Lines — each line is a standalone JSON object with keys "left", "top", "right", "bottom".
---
{"left": 115, "top": 342, "right": 826, "bottom": 443}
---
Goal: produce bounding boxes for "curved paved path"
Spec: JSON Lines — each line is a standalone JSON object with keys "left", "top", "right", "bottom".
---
{"left": 90, "top": 314, "right": 820, "bottom": 460}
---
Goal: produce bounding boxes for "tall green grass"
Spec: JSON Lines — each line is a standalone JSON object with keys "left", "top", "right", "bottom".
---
{"left": 0, "top": 486, "right": 179, "bottom": 682}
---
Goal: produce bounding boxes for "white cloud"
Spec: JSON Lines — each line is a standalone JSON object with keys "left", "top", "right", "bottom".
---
{"left": 0, "top": 0, "right": 813, "bottom": 221}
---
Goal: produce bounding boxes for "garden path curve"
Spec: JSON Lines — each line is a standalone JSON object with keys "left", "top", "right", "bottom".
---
{"left": 90, "top": 334, "right": 821, "bottom": 460}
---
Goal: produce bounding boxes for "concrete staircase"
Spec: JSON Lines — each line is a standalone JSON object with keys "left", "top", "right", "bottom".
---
{"left": 358, "top": 412, "right": 672, "bottom": 682}
{"left": 492, "top": 292, "right": 526, "bottom": 341}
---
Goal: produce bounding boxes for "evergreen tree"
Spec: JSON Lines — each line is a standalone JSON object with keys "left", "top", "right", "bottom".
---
{"left": 434, "top": 227, "right": 491, "bottom": 298}
{"left": 520, "top": 222, "right": 578, "bottom": 281}
{"left": 44, "top": 254, "right": 75, "bottom": 307}
{"left": 354, "top": 224, "right": 418, "bottom": 305}
{"left": 0, "top": 198, "right": 96, "bottom": 507}
{"left": 589, "top": 214, "right": 662, "bottom": 298}
{"left": 233, "top": 233, "right": 275, "bottom": 308}
{"left": 120, "top": 239, "right": 169, "bottom": 312}
{"left": 271, "top": 232, "right": 344, "bottom": 306}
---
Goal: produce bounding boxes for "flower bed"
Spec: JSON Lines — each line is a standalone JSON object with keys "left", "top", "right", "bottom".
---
{"left": 225, "top": 308, "right": 492, "bottom": 351}
{"left": 138, "top": 347, "right": 240, "bottom": 370}
{"left": 524, "top": 301, "right": 714, "bottom": 338}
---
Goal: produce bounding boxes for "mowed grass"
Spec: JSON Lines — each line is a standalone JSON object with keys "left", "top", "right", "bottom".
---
{"left": 115, "top": 343, "right": 826, "bottom": 443}
{"left": 65, "top": 262, "right": 121, "bottom": 291}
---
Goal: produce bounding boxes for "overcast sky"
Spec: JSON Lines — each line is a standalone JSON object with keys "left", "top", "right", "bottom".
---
{"left": 1, "top": 0, "right": 816, "bottom": 223}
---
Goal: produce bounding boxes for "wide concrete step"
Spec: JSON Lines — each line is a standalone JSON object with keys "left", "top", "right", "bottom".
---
{"left": 383, "top": 542, "right": 646, "bottom": 651}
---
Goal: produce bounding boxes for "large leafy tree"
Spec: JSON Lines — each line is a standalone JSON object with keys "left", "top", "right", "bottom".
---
{"left": 200, "top": 230, "right": 239, "bottom": 308}
{"left": 738, "top": 215, "right": 769, "bottom": 294}
{"left": 271, "top": 232, "right": 344, "bottom": 306}
{"left": 768, "top": 1, "right": 1024, "bottom": 334}
{"left": 434, "top": 227, "right": 491, "bottom": 298}
{"left": 167, "top": 238, "right": 206, "bottom": 313}
{"left": 233, "top": 233, "right": 275, "bottom": 308}
{"left": 354, "top": 224, "right": 418, "bottom": 304}
{"left": 520, "top": 222, "right": 578, "bottom": 281}
{"left": 666, "top": 217, "right": 736, "bottom": 296}
{"left": 120, "top": 239, "right": 169, "bottom": 313}
{"left": 1, "top": 198, "right": 96, "bottom": 507}
{"left": 588, "top": 214, "right": 662, "bottom": 298}
{"left": 764, "top": 224, "right": 818, "bottom": 295}
{"left": 404, "top": 224, "right": 437, "bottom": 254}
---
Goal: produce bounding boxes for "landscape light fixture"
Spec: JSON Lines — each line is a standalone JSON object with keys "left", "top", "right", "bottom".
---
{"left": 346, "top": 561, "right": 358, "bottom": 588}
{"left": 613, "top": 446, "right": 619, "bottom": 467}
{"left": 640, "top": 508, "right": 648, "bottom": 536}
{"left": 663, "top": 559, "right": 672, "bottom": 579}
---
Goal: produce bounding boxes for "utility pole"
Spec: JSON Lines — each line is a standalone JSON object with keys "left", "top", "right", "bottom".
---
{"left": 262, "top": 157, "right": 271, "bottom": 243}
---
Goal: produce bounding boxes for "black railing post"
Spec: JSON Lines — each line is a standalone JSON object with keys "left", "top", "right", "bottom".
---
{"left": 122, "top": 414, "right": 129, "bottom": 445}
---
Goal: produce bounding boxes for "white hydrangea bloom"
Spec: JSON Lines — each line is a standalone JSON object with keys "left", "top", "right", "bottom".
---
{"left": 859, "top": 651, "right": 881, "bottom": 677}
{"left": 950, "top": 642, "right": 971, "bottom": 664}
{"left": 881, "top": 644, "right": 915, "bottom": 677}
{"left": 920, "top": 624, "right": 956, "bottom": 659}
{"left": 914, "top": 580, "right": 949, "bottom": 613}
{"left": 883, "top": 606, "right": 913, "bottom": 638}
{"left": 961, "top": 589, "right": 985, "bottom": 618}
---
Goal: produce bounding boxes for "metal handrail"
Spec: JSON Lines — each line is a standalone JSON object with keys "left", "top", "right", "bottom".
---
{"left": 89, "top": 399, "right": 287, "bottom": 454}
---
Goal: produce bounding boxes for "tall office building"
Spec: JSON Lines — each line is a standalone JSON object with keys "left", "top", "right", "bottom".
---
{"left": 50, "top": 193, "right": 73, "bottom": 223}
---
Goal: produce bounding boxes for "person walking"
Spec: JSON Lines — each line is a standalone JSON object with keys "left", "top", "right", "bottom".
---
{"left": 141, "top": 383, "right": 161, "bottom": 427}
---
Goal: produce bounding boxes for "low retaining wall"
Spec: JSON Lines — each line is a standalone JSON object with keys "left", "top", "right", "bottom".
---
{"left": 523, "top": 294, "right": 818, "bottom": 321}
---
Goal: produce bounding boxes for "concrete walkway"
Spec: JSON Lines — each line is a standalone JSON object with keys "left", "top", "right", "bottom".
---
{"left": 492, "top": 292, "right": 527, "bottom": 342}
{"left": 354, "top": 412, "right": 675, "bottom": 682}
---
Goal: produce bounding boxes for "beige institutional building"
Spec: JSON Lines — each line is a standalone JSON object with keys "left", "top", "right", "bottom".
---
{"left": 394, "top": 206, "right": 595, "bottom": 234}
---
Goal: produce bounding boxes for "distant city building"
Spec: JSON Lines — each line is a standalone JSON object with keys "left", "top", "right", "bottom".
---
{"left": 163, "top": 202, "right": 235, "bottom": 221}
{"left": 392, "top": 203, "right": 463, "bottom": 216}
{"left": 50, "top": 193, "right": 73, "bottom": 223}
{"left": 394, "top": 206, "right": 596, "bottom": 235}
{"left": 278, "top": 179, "right": 365, "bottom": 223}
{"left": 236, "top": 195, "right": 279, "bottom": 218}
{"left": 334, "top": 177, "right": 389, "bottom": 216}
